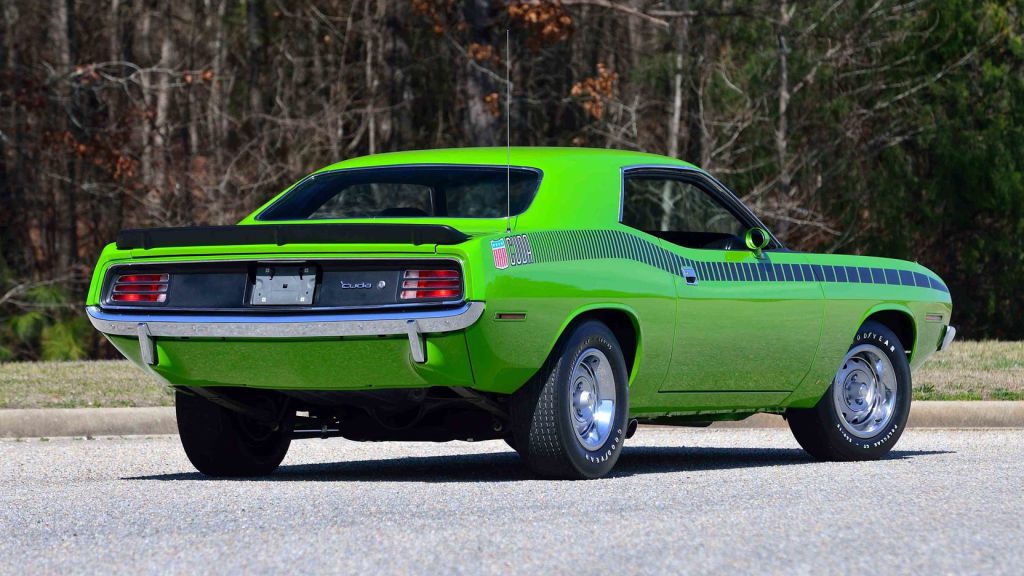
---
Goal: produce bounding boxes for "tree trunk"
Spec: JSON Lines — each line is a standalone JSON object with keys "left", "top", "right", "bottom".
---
{"left": 246, "top": 0, "right": 268, "bottom": 117}
{"left": 662, "top": 6, "right": 689, "bottom": 230}
{"left": 460, "top": 0, "right": 496, "bottom": 146}
{"left": 207, "top": 0, "right": 228, "bottom": 166}
{"left": 776, "top": 0, "right": 792, "bottom": 198}
{"left": 51, "top": 0, "right": 78, "bottom": 268}
{"left": 153, "top": 0, "right": 174, "bottom": 222}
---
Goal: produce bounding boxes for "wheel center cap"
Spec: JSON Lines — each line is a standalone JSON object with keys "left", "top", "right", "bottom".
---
{"left": 573, "top": 379, "right": 597, "bottom": 422}
{"left": 845, "top": 369, "right": 875, "bottom": 412}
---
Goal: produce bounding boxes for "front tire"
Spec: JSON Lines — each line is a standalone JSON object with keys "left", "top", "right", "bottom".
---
{"left": 511, "top": 320, "right": 630, "bottom": 479}
{"left": 787, "top": 321, "right": 911, "bottom": 461}
{"left": 176, "top": 390, "right": 293, "bottom": 477}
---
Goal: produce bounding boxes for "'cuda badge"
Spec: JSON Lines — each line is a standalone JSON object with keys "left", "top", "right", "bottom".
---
{"left": 339, "top": 281, "right": 376, "bottom": 289}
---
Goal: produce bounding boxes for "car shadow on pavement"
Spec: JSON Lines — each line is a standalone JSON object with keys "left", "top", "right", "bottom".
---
{"left": 123, "top": 445, "right": 951, "bottom": 483}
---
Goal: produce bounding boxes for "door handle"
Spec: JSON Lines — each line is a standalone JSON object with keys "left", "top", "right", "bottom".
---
{"left": 681, "top": 266, "right": 698, "bottom": 286}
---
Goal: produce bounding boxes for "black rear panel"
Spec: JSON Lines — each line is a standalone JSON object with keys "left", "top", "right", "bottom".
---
{"left": 100, "top": 260, "right": 463, "bottom": 312}
{"left": 115, "top": 223, "right": 470, "bottom": 250}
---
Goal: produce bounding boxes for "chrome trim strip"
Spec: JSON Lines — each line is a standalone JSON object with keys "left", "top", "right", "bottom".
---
{"left": 939, "top": 325, "right": 957, "bottom": 352}
{"left": 406, "top": 319, "right": 425, "bottom": 363}
{"left": 138, "top": 323, "right": 156, "bottom": 365}
{"left": 86, "top": 302, "right": 485, "bottom": 339}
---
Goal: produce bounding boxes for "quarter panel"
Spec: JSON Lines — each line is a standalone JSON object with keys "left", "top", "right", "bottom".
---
{"left": 783, "top": 254, "right": 953, "bottom": 408}
{"left": 462, "top": 230, "right": 677, "bottom": 396}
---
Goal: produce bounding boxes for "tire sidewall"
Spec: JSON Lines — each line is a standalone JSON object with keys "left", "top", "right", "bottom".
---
{"left": 554, "top": 322, "right": 630, "bottom": 478}
{"left": 176, "top": 390, "right": 293, "bottom": 476}
{"left": 822, "top": 322, "right": 912, "bottom": 459}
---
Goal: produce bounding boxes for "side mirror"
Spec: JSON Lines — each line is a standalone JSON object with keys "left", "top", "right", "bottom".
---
{"left": 744, "top": 227, "right": 770, "bottom": 259}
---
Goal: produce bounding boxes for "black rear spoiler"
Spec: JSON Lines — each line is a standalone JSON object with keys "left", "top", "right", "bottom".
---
{"left": 116, "top": 224, "right": 471, "bottom": 250}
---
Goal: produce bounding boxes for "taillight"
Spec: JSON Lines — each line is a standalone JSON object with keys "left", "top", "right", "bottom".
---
{"left": 111, "top": 273, "right": 169, "bottom": 304}
{"left": 400, "top": 269, "right": 462, "bottom": 300}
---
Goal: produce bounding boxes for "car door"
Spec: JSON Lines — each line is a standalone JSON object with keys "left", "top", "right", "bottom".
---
{"left": 620, "top": 167, "right": 824, "bottom": 393}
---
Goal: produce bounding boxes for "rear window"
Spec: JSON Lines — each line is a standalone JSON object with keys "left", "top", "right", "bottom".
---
{"left": 257, "top": 166, "right": 542, "bottom": 221}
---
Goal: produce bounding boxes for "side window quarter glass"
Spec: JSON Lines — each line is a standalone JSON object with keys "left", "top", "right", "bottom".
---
{"left": 622, "top": 172, "right": 748, "bottom": 250}
{"left": 622, "top": 176, "right": 672, "bottom": 231}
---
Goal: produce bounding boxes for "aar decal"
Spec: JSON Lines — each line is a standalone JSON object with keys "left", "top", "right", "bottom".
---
{"left": 491, "top": 234, "right": 535, "bottom": 270}
{"left": 491, "top": 239, "right": 509, "bottom": 270}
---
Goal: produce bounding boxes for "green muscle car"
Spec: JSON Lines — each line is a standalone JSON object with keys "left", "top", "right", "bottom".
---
{"left": 86, "top": 147, "right": 955, "bottom": 479}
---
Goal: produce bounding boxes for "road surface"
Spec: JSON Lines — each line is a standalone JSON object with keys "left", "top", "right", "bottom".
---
{"left": 1, "top": 428, "right": 1021, "bottom": 574}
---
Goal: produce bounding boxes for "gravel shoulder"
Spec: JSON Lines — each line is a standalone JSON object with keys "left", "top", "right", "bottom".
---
{"left": 1, "top": 428, "right": 1021, "bottom": 574}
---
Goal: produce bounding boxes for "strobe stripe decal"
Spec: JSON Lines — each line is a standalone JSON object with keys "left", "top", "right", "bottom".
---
{"left": 495, "top": 229, "right": 949, "bottom": 294}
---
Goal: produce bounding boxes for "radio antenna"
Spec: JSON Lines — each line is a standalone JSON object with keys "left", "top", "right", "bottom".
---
{"left": 505, "top": 27, "right": 512, "bottom": 234}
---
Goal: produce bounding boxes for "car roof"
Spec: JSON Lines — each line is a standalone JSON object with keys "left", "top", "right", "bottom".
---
{"left": 316, "top": 147, "right": 698, "bottom": 173}
{"left": 243, "top": 147, "right": 704, "bottom": 230}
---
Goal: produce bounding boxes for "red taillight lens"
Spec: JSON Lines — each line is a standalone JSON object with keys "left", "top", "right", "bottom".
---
{"left": 115, "top": 274, "right": 169, "bottom": 284}
{"left": 112, "top": 292, "right": 166, "bottom": 303}
{"left": 400, "top": 269, "right": 462, "bottom": 300}
{"left": 112, "top": 284, "right": 167, "bottom": 293}
{"left": 111, "top": 273, "right": 169, "bottom": 304}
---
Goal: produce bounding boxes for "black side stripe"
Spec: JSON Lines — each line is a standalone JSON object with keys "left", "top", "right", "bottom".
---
{"left": 519, "top": 229, "right": 949, "bottom": 294}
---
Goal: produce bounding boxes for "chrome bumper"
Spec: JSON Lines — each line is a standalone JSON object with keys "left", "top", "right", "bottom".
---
{"left": 86, "top": 302, "right": 485, "bottom": 366}
{"left": 939, "top": 325, "right": 957, "bottom": 352}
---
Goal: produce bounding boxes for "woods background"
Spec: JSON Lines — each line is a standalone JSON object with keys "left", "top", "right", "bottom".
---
{"left": 0, "top": 0, "right": 1021, "bottom": 360}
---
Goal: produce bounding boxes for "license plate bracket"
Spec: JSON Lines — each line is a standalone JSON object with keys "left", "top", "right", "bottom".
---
{"left": 250, "top": 265, "right": 317, "bottom": 306}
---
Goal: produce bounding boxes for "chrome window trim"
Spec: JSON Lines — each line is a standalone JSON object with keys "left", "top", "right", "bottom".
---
{"left": 618, "top": 164, "right": 785, "bottom": 250}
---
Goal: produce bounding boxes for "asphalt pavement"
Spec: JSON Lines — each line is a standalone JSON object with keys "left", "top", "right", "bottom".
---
{"left": 1, "top": 428, "right": 1021, "bottom": 575}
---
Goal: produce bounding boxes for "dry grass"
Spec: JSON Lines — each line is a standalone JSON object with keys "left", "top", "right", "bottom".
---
{"left": 0, "top": 361, "right": 171, "bottom": 409}
{"left": 914, "top": 341, "right": 1024, "bottom": 401}
{"left": 0, "top": 341, "right": 1020, "bottom": 409}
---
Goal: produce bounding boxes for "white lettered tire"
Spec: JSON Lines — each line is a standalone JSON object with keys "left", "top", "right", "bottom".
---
{"left": 786, "top": 320, "right": 912, "bottom": 461}
{"left": 510, "top": 320, "right": 630, "bottom": 479}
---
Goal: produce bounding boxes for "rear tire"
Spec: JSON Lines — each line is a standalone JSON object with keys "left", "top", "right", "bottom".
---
{"left": 176, "top": 390, "right": 293, "bottom": 477}
{"left": 511, "top": 320, "right": 630, "bottom": 479}
{"left": 787, "top": 321, "right": 911, "bottom": 461}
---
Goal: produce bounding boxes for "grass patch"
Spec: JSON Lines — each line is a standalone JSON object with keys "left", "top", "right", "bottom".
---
{"left": 914, "top": 341, "right": 1024, "bottom": 401}
{"left": 0, "top": 360, "right": 172, "bottom": 409}
{"left": 0, "top": 340, "right": 1021, "bottom": 408}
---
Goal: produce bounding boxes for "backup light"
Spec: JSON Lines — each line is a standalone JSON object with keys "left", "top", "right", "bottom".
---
{"left": 400, "top": 269, "right": 461, "bottom": 300}
{"left": 112, "top": 273, "right": 169, "bottom": 303}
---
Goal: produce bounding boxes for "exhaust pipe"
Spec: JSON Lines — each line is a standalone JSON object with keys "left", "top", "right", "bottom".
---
{"left": 626, "top": 418, "right": 638, "bottom": 439}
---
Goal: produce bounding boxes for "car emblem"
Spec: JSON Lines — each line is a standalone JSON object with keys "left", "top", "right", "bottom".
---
{"left": 491, "top": 238, "right": 509, "bottom": 270}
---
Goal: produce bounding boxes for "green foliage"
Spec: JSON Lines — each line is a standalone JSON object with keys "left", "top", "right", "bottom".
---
{"left": 0, "top": 268, "right": 95, "bottom": 361}
{"left": 40, "top": 316, "right": 91, "bottom": 361}
{"left": 856, "top": 0, "right": 1024, "bottom": 339}
{"left": 9, "top": 311, "right": 46, "bottom": 343}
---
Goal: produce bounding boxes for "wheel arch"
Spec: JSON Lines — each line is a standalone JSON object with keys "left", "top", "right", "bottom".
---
{"left": 858, "top": 304, "right": 917, "bottom": 359}
{"left": 548, "top": 304, "right": 642, "bottom": 385}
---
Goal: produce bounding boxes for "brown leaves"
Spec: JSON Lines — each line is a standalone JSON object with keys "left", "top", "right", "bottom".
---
{"left": 183, "top": 70, "right": 215, "bottom": 85}
{"left": 570, "top": 63, "right": 617, "bottom": 120}
{"left": 468, "top": 42, "right": 501, "bottom": 66}
{"left": 508, "top": 1, "right": 573, "bottom": 50}
{"left": 411, "top": 0, "right": 451, "bottom": 36}
{"left": 483, "top": 92, "right": 501, "bottom": 118}
{"left": 43, "top": 126, "right": 139, "bottom": 183}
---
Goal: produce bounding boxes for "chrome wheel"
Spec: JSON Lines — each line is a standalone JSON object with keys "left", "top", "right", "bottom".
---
{"left": 832, "top": 344, "right": 898, "bottom": 439}
{"left": 568, "top": 348, "right": 617, "bottom": 451}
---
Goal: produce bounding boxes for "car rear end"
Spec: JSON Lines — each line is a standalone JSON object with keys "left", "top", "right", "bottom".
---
{"left": 86, "top": 224, "right": 484, "bottom": 392}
